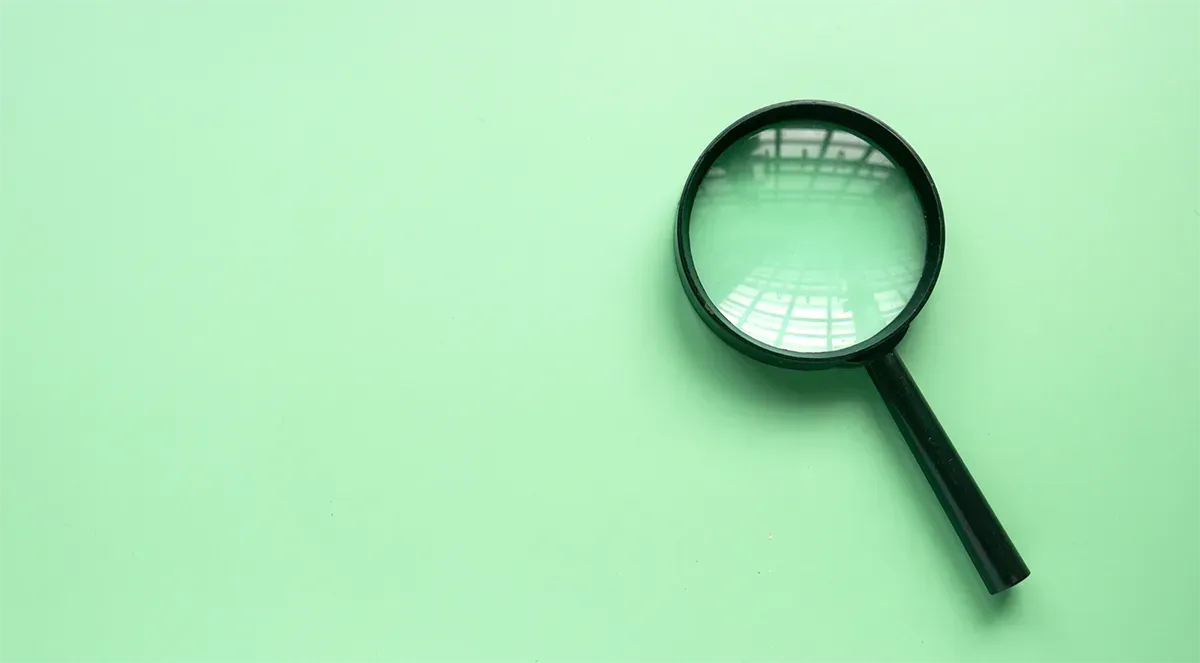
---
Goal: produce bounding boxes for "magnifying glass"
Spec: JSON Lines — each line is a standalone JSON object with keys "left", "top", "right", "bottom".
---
{"left": 674, "top": 100, "right": 1029, "bottom": 594}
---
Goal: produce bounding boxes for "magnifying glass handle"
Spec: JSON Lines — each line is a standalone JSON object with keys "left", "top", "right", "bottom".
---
{"left": 866, "top": 350, "right": 1030, "bottom": 594}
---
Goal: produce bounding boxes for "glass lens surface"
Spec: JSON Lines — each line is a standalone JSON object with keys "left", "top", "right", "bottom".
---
{"left": 688, "top": 121, "right": 927, "bottom": 354}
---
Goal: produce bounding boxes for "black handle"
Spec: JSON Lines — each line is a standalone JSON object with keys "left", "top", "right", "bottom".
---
{"left": 865, "top": 350, "right": 1029, "bottom": 594}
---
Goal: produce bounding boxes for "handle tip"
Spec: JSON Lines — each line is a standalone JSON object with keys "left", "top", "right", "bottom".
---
{"left": 986, "top": 566, "right": 1031, "bottom": 595}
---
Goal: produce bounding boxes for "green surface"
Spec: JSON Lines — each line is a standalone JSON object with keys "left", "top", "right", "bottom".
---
{"left": 1, "top": 2, "right": 1197, "bottom": 661}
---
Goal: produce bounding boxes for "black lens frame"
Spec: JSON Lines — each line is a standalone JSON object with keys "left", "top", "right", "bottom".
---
{"left": 674, "top": 100, "right": 1030, "bottom": 595}
{"left": 675, "top": 100, "right": 944, "bottom": 368}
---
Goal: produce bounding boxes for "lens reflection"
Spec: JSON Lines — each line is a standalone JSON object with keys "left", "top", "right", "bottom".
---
{"left": 688, "top": 122, "right": 927, "bottom": 353}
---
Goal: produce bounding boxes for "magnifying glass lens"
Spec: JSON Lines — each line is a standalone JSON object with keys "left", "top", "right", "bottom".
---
{"left": 689, "top": 121, "right": 927, "bottom": 353}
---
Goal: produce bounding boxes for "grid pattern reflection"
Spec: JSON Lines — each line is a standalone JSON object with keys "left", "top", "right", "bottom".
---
{"left": 697, "top": 125, "right": 923, "bottom": 352}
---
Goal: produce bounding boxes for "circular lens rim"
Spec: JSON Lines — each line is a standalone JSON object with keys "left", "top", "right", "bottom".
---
{"left": 675, "top": 100, "right": 945, "bottom": 369}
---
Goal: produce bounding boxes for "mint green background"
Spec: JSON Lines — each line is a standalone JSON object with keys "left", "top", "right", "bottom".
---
{"left": 1, "top": 2, "right": 1197, "bottom": 661}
